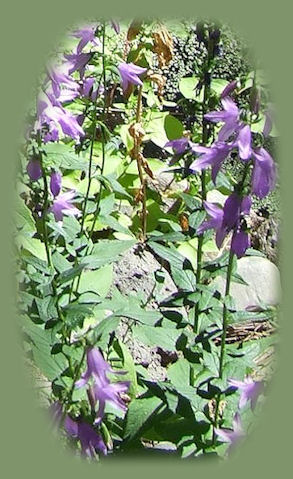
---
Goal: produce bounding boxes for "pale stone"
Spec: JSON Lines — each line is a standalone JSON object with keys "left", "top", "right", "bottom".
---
{"left": 213, "top": 256, "right": 281, "bottom": 310}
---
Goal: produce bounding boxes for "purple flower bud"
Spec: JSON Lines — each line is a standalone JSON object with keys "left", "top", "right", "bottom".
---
{"left": 27, "top": 160, "right": 42, "bottom": 181}
{"left": 118, "top": 62, "right": 147, "bottom": 94}
{"left": 221, "top": 80, "right": 238, "bottom": 98}
{"left": 50, "top": 171, "right": 62, "bottom": 197}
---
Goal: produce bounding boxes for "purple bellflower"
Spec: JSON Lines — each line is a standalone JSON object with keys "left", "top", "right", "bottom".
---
{"left": 50, "top": 171, "right": 62, "bottom": 197}
{"left": 190, "top": 142, "right": 231, "bottom": 183}
{"left": 49, "top": 190, "right": 80, "bottom": 222}
{"left": 27, "top": 160, "right": 42, "bottom": 181}
{"left": 50, "top": 402, "right": 107, "bottom": 458}
{"left": 233, "top": 123, "right": 252, "bottom": 161}
{"left": 65, "top": 52, "right": 92, "bottom": 78}
{"left": 72, "top": 25, "right": 100, "bottom": 53}
{"left": 228, "top": 377, "right": 264, "bottom": 409}
{"left": 165, "top": 137, "right": 191, "bottom": 155}
{"left": 75, "top": 347, "right": 129, "bottom": 425}
{"left": 118, "top": 62, "right": 147, "bottom": 94}
{"left": 251, "top": 147, "right": 276, "bottom": 199}
{"left": 37, "top": 91, "right": 85, "bottom": 142}
{"left": 93, "top": 375, "right": 130, "bottom": 425}
{"left": 215, "top": 413, "right": 245, "bottom": 452}
{"left": 65, "top": 419, "right": 107, "bottom": 458}
{"left": 81, "top": 77, "right": 103, "bottom": 102}
{"left": 221, "top": 80, "right": 238, "bottom": 99}
{"left": 197, "top": 201, "right": 226, "bottom": 248}
{"left": 204, "top": 97, "right": 240, "bottom": 141}
{"left": 197, "top": 193, "right": 251, "bottom": 258}
{"left": 47, "top": 63, "right": 79, "bottom": 100}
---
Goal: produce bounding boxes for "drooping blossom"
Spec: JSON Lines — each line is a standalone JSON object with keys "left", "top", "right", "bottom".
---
{"left": 37, "top": 91, "right": 85, "bottom": 142}
{"left": 165, "top": 137, "right": 191, "bottom": 155}
{"left": 27, "top": 160, "right": 42, "bottom": 181}
{"left": 65, "top": 52, "right": 92, "bottom": 78}
{"left": 75, "top": 347, "right": 129, "bottom": 425}
{"left": 110, "top": 20, "right": 120, "bottom": 34}
{"left": 204, "top": 97, "right": 240, "bottom": 141}
{"left": 47, "top": 63, "right": 79, "bottom": 99}
{"left": 50, "top": 171, "right": 62, "bottom": 197}
{"left": 190, "top": 142, "right": 232, "bottom": 183}
{"left": 221, "top": 79, "right": 238, "bottom": 99}
{"left": 233, "top": 124, "right": 252, "bottom": 161}
{"left": 197, "top": 201, "right": 226, "bottom": 248}
{"left": 215, "top": 413, "right": 245, "bottom": 452}
{"left": 251, "top": 147, "right": 276, "bottom": 198}
{"left": 81, "top": 77, "right": 104, "bottom": 102}
{"left": 93, "top": 375, "right": 130, "bottom": 425}
{"left": 49, "top": 190, "right": 80, "bottom": 222}
{"left": 118, "top": 62, "right": 147, "bottom": 94}
{"left": 228, "top": 377, "right": 264, "bottom": 409}
{"left": 197, "top": 193, "right": 251, "bottom": 258}
{"left": 49, "top": 402, "right": 107, "bottom": 458}
{"left": 72, "top": 25, "right": 100, "bottom": 53}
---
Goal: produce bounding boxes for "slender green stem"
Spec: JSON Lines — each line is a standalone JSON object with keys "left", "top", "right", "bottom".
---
{"left": 193, "top": 35, "right": 214, "bottom": 333}
{"left": 70, "top": 23, "right": 108, "bottom": 298}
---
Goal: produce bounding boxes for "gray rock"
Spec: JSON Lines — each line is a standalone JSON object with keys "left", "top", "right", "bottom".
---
{"left": 213, "top": 256, "right": 281, "bottom": 310}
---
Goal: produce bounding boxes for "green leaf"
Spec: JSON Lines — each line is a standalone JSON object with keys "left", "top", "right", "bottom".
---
{"left": 83, "top": 239, "right": 136, "bottom": 269}
{"left": 43, "top": 143, "right": 88, "bottom": 170}
{"left": 167, "top": 359, "right": 191, "bottom": 388}
{"left": 18, "top": 235, "right": 47, "bottom": 261}
{"left": 21, "top": 317, "right": 67, "bottom": 381}
{"left": 133, "top": 325, "right": 181, "bottom": 351}
{"left": 78, "top": 264, "right": 113, "bottom": 298}
{"left": 15, "top": 198, "right": 35, "bottom": 235}
{"left": 124, "top": 396, "right": 163, "bottom": 440}
{"left": 179, "top": 76, "right": 203, "bottom": 101}
{"left": 164, "top": 114, "right": 184, "bottom": 140}
{"left": 211, "top": 78, "right": 229, "bottom": 96}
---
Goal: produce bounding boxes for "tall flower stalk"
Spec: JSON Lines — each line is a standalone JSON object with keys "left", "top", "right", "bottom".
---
{"left": 193, "top": 26, "right": 219, "bottom": 333}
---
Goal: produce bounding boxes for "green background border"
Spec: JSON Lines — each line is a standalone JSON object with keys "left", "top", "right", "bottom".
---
{"left": 1, "top": 0, "right": 290, "bottom": 476}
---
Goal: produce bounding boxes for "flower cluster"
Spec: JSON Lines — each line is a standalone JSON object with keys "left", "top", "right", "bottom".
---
{"left": 75, "top": 347, "right": 130, "bottom": 425}
{"left": 190, "top": 95, "right": 276, "bottom": 198}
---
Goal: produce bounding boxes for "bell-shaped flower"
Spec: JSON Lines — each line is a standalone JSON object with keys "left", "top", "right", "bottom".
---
{"left": 50, "top": 171, "right": 62, "bottom": 197}
{"left": 75, "top": 347, "right": 129, "bottom": 425}
{"left": 197, "top": 193, "right": 251, "bottom": 258}
{"left": 190, "top": 142, "right": 231, "bottom": 183}
{"left": 231, "top": 229, "right": 251, "bottom": 258}
{"left": 221, "top": 80, "right": 237, "bottom": 99}
{"left": 49, "top": 190, "right": 80, "bottom": 222}
{"left": 93, "top": 375, "right": 130, "bottom": 425}
{"left": 75, "top": 347, "right": 126, "bottom": 388}
{"left": 37, "top": 91, "right": 85, "bottom": 141}
{"left": 204, "top": 97, "right": 240, "bottom": 141}
{"left": 233, "top": 124, "right": 252, "bottom": 161}
{"left": 197, "top": 201, "right": 226, "bottom": 248}
{"left": 228, "top": 377, "right": 264, "bottom": 409}
{"left": 118, "top": 62, "right": 147, "bottom": 94}
{"left": 215, "top": 413, "right": 245, "bottom": 452}
{"left": 251, "top": 147, "right": 276, "bottom": 198}
{"left": 47, "top": 63, "right": 79, "bottom": 99}
{"left": 27, "top": 160, "right": 42, "bottom": 181}
{"left": 65, "top": 52, "right": 92, "bottom": 78}
{"left": 50, "top": 402, "right": 107, "bottom": 458}
{"left": 165, "top": 137, "right": 191, "bottom": 154}
{"left": 72, "top": 24, "right": 100, "bottom": 53}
